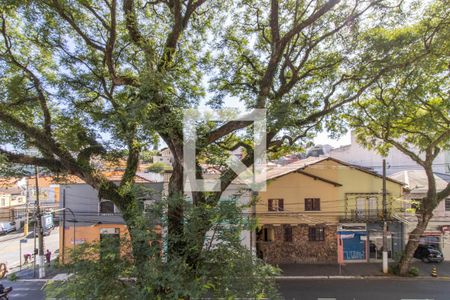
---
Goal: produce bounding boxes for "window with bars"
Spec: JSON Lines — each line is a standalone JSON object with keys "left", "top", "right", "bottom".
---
{"left": 268, "top": 198, "right": 284, "bottom": 211}
{"left": 284, "top": 225, "right": 293, "bottom": 242}
{"left": 99, "top": 200, "right": 115, "bottom": 214}
{"left": 305, "top": 198, "right": 320, "bottom": 211}
{"left": 308, "top": 226, "right": 325, "bottom": 241}
{"left": 445, "top": 199, "right": 450, "bottom": 212}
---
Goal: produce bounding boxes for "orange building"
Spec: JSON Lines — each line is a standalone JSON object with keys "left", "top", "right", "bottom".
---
{"left": 57, "top": 172, "right": 164, "bottom": 263}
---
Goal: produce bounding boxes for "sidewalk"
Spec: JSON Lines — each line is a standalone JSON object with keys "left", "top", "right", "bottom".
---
{"left": 278, "top": 261, "right": 450, "bottom": 278}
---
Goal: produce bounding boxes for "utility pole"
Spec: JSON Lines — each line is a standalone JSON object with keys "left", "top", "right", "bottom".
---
{"left": 62, "top": 189, "right": 66, "bottom": 264}
{"left": 24, "top": 178, "right": 29, "bottom": 236}
{"left": 382, "top": 159, "right": 388, "bottom": 274}
{"left": 34, "top": 166, "right": 45, "bottom": 278}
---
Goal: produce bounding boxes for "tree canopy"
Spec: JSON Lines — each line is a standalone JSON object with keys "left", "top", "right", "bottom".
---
{"left": 0, "top": 0, "right": 446, "bottom": 294}
{"left": 347, "top": 0, "right": 450, "bottom": 275}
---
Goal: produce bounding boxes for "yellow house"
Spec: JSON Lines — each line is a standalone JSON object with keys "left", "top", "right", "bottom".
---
{"left": 255, "top": 157, "right": 404, "bottom": 264}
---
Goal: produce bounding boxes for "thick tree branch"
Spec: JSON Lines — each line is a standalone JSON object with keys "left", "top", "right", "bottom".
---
{"left": 437, "top": 183, "right": 450, "bottom": 201}
{"left": 0, "top": 15, "right": 52, "bottom": 136}
{"left": 281, "top": 0, "right": 340, "bottom": 47}
{"left": 47, "top": 0, "right": 106, "bottom": 52}
{"left": 123, "top": 0, "right": 148, "bottom": 49}
{"left": 206, "top": 120, "right": 252, "bottom": 145}
{"left": 0, "top": 149, "right": 65, "bottom": 172}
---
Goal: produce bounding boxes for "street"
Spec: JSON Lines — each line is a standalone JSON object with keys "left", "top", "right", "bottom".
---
{"left": 0, "top": 228, "right": 59, "bottom": 270}
{"left": 0, "top": 280, "right": 45, "bottom": 300}
{"left": 278, "top": 278, "right": 450, "bottom": 300}
{"left": 1, "top": 278, "right": 450, "bottom": 300}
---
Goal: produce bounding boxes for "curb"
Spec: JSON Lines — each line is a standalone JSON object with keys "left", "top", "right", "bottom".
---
{"left": 276, "top": 275, "right": 450, "bottom": 280}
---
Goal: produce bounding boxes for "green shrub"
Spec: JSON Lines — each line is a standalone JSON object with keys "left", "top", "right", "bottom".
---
{"left": 8, "top": 272, "right": 18, "bottom": 281}
{"left": 45, "top": 197, "right": 281, "bottom": 300}
{"left": 146, "top": 162, "right": 166, "bottom": 173}
{"left": 408, "top": 267, "right": 419, "bottom": 277}
{"left": 388, "top": 264, "right": 400, "bottom": 275}
{"left": 389, "top": 264, "right": 419, "bottom": 277}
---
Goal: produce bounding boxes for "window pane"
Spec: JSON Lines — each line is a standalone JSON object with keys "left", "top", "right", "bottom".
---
{"left": 314, "top": 199, "right": 320, "bottom": 211}
{"left": 305, "top": 198, "right": 320, "bottom": 211}
{"left": 305, "top": 199, "right": 312, "bottom": 211}
{"left": 278, "top": 199, "right": 284, "bottom": 211}
{"left": 318, "top": 227, "right": 325, "bottom": 241}
{"left": 308, "top": 226, "right": 325, "bottom": 241}
{"left": 268, "top": 199, "right": 273, "bottom": 211}
{"left": 100, "top": 200, "right": 115, "bottom": 214}
{"left": 445, "top": 199, "right": 450, "bottom": 212}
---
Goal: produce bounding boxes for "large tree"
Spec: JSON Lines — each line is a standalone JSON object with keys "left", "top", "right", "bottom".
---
{"left": 0, "top": 0, "right": 439, "bottom": 294}
{"left": 347, "top": 0, "right": 450, "bottom": 275}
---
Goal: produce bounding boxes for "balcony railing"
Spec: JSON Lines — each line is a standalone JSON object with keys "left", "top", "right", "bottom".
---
{"left": 341, "top": 209, "right": 392, "bottom": 222}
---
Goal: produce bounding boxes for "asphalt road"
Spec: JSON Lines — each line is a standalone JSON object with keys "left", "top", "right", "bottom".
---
{"left": 1, "top": 278, "right": 449, "bottom": 300}
{"left": 278, "top": 278, "right": 450, "bottom": 300}
{"left": 0, "top": 228, "right": 59, "bottom": 270}
{"left": 0, "top": 280, "right": 45, "bottom": 300}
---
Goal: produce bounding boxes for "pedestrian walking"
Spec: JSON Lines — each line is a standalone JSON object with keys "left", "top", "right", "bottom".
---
{"left": 45, "top": 249, "right": 51, "bottom": 265}
{"left": 23, "top": 253, "right": 32, "bottom": 264}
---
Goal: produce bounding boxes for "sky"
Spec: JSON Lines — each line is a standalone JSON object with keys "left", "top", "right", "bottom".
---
{"left": 313, "top": 131, "right": 351, "bottom": 148}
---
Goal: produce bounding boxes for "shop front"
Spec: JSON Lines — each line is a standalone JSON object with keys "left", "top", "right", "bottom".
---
{"left": 367, "top": 222, "right": 402, "bottom": 262}
{"left": 338, "top": 222, "right": 403, "bottom": 263}
{"left": 337, "top": 223, "right": 367, "bottom": 263}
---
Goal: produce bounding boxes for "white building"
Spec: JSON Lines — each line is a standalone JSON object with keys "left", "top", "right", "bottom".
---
{"left": 152, "top": 147, "right": 173, "bottom": 165}
{"left": 390, "top": 170, "right": 450, "bottom": 260}
{"left": 328, "top": 132, "right": 450, "bottom": 175}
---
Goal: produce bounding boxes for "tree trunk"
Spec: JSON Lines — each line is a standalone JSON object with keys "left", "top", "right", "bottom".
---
{"left": 167, "top": 160, "right": 186, "bottom": 259}
{"left": 398, "top": 212, "right": 433, "bottom": 275}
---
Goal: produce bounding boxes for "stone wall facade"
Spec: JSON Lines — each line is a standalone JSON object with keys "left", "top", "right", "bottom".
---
{"left": 257, "top": 224, "right": 337, "bottom": 264}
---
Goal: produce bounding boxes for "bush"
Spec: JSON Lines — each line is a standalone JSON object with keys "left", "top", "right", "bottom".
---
{"left": 408, "top": 266, "right": 419, "bottom": 277}
{"left": 388, "top": 264, "right": 400, "bottom": 275}
{"left": 146, "top": 162, "right": 166, "bottom": 173}
{"left": 8, "top": 273, "right": 18, "bottom": 281}
{"left": 45, "top": 197, "right": 281, "bottom": 300}
{"left": 389, "top": 264, "right": 419, "bottom": 277}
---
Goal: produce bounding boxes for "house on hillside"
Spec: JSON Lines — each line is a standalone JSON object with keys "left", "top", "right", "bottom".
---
{"left": 391, "top": 170, "right": 450, "bottom": 260}
{"left": 57, "top": 172, "right": 163, "bottom": 262}
{"left": 152, "top": 147, "right": 174, "bottom": 166}
{"left": 255, "top": 157, "right": 405, "bottom": 264}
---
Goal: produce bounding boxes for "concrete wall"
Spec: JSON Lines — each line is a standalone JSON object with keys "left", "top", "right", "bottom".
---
{"left": 59, "top": 224, "right": 129, "bottom": 262}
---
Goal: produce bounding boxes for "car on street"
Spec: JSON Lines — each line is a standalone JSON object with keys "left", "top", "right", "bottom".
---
{"left": 0, "top": 222, "right": 15, "bottom": 235}
{"left": 414, "top": 245, "right": 444, "bottom": 263}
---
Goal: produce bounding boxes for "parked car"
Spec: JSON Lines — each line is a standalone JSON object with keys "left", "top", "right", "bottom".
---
{"left": 0, "top": 222, "right": 15, "bottom": 235}
{"left": 414, "top": 245, "right": 444, "bottom": 263}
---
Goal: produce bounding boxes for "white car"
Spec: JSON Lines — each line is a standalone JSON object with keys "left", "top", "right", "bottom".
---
{"left": 0, "top": 222, "right": 15, "bottom": 235}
